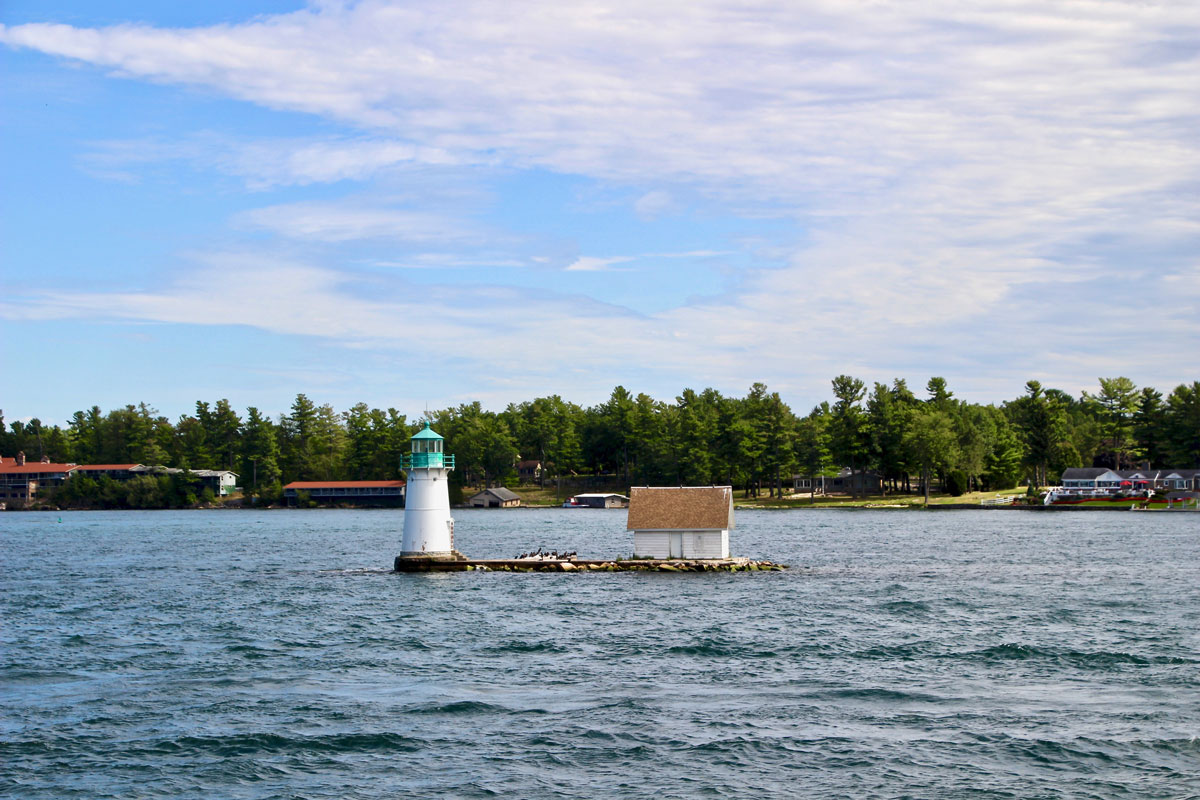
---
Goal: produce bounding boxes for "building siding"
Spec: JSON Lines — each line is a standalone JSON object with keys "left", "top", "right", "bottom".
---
{"left": 634, "top": 529, "right": 729, "bottom": 559}
{"left": 633, "top": 531, "right": 671, "bottom": 559}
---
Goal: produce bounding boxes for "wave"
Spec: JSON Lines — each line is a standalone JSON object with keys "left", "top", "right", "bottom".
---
{"left": 1, "top": 731, "right": 423, "bottom": 760}
{"left": 851, "top": 642, "right": 936, "bottom": 660}
{"left": 808, "top": 687, "right": 946, "bottom": 703}
{"left": 665, "top": 638, "right": 778, "bottom": 658}
{"left": 970, "top": 643, "right": 1196, "bottom": 667}
{"left": 878, "top": 599, "right": 932, "bottom": 616}
{"left": 404, "top": 700, "right": 513, "bottom": 715}
{"left": 223, "top": 644, "right": 275, "bottom": 659}
{"left": 483, "top": 640, "right": 566, "bottom": 654}
{"left": 156, "top": 731, "right": 422, "bottom": 756}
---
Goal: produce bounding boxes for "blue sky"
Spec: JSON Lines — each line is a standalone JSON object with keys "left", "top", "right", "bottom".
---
{"left": 2, "top": 0, "right": 1197, "bottom": 425}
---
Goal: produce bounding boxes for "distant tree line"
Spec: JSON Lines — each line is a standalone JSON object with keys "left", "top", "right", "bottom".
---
{"left": 2, "top": 378, "right": 1198, "bottom": 504}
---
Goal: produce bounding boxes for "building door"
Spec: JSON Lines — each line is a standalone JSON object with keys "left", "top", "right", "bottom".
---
{"left": 669, "top": 533, "right": 683, "bottom": 559}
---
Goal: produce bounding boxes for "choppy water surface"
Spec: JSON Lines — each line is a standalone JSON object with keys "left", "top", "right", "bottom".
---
{"left": 3, "top": 508, "right": 1199, "bottom": 798}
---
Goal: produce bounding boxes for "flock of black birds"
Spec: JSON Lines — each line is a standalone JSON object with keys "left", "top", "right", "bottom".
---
{"left": 513, "top": 547, "right": 578, "bottom": 561}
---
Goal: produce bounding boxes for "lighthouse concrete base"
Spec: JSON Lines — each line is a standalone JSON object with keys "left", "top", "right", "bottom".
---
{"left": 394, "top": 552, "right": 467, "bottom": 570}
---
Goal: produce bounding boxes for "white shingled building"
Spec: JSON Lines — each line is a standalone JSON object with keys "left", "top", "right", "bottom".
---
{"left": 626, "top": 486, "right": 734, "bottom": 559}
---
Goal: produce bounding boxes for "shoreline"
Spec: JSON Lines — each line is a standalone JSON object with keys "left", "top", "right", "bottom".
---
{"left": 6, "top": 502, "right": 1190, "bottom": 512}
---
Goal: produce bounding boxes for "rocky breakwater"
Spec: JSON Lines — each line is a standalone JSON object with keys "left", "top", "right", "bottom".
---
{"left": 461, "top": 558, "right": 787, "bottom": 573}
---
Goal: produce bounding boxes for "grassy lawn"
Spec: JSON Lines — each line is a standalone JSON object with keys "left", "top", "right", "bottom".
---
{"left": 464, "top": 484, "right": 1031, "bottom": 509}
{"left": 732, "top": 487, "right": 1028, "bottom": 509}
{"left": 463, "top": 484, "right": 567, "bottom": 507}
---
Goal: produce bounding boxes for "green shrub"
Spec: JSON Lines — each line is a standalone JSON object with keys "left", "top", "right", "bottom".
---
{"left": 944, "top": 470, "right": 968, "bottom": 497}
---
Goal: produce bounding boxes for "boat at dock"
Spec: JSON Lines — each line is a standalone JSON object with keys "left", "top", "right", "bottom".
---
{"left": 561, "top": 492, "right": 629, "bottom": 508}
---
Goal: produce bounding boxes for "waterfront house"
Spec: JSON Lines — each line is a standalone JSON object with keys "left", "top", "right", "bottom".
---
{"left": 189, "top": 469, "right": 239, "bottom": 496}
{"left": 792, "top": 468, "right": 883, "bottom": 495}
{"left": 516, "top": 459, "right": 543, "bottom": 483}
{"left": 627, "top": 486, "right": 733, "bottom": 559}
{"left": 1123, "top": 469, "right": 1200, "bottom": 491}
{"left": 1061, "top": 467, "right": 1200, "bottom": 491}
{"left": 467, "top": 487, "right": 522, "bottom": 508}
{"left": 1060, "top": 468, "right": 1124, "bottom": 489}
{"left": 282, "top": 480, "right": 405, "bottom": 507}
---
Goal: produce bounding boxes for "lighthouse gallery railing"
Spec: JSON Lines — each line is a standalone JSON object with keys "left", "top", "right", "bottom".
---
{"left": 403, "top": 452, "right": 455, "bottom": 469}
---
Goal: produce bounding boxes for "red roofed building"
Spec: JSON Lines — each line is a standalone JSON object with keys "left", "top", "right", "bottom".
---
{"left": 0, "top": 452, "right": 77, "bottom": 505}
{"left": 282, "top": 480, "right": 406, "bottom": 507}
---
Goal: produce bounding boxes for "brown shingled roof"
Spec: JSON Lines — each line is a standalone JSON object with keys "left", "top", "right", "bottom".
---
{"left": 626, "top": 486, "right": 734, "bottom": 531}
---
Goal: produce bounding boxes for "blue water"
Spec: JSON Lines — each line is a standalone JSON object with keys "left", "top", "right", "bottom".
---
{"left": 3, "top": 508, "right": 1199, "bottom": 798}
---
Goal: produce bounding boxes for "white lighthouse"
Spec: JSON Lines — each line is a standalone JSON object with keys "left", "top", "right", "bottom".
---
{"left": 398, "top": 421, "right": 459, "bottom": 559}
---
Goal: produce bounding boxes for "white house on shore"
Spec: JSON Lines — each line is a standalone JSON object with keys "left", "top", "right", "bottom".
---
{"left": 627, "top": 486, "right": 733, "bottom": 559}
{"left": 1061, "top": 467, "right": 1200, "bottom": 491}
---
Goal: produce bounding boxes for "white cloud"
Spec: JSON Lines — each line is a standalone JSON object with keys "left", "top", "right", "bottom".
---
{"left": 564, "top": 256, "right": 634, "bottom": 272}
{"left": 224, "top": 138, "right": 463, "bottom": 188}
{"left": 236, "top": 201, "right": 474, "bottom": 242}
{"left": 81, "top": 134, "right": 466, "bottom": 189}
{"left": 8, "top": 2, "right": 1195, "bottom": 205}
{"left": 2, "top": 1, "right": 1198, "bottom": 406}
{"left": 634, "top": 190, "right": 677, "bottom": 220}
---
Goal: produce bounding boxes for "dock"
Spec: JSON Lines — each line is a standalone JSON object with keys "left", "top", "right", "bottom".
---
{"left": 393, "top": 556, "right": 786, "bottom": 573}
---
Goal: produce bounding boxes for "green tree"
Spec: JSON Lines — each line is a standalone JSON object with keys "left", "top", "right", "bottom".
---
{"left": 794, "top": 405, "right": 832, "bottom": 499}
{"left": 1084, "top": 377, "right": 1140, "bottom": 469}
{"left": 345, "top": 402, "right": 393, "bottom": 480}
{"left": 1164, "top": 381, "right": 1200, "bottom": 467}
{"left": 753, "top": 385, "right": 796, "bottom": 497}
{"left": 1133, "top": 387, "right": 1169, "bottom": 467}
{"left": 953, "top": 403, "right": 994, "bottom": 492}
{"left": 506, "top": 395, "right": 583, "bottom": 488}
{"left": 905, "top": 406, "right": 959, "bottom": 504}
{"left": 926, "top": 376, "right": 954, "bottom": 412}
{"left": 68, "top": 406, "right": 104, "bottom": 465}
{"left": 172, "top": 414, "right": 213, "bottom": 469}
{"left": 982, "top": 412, "right": 1022, "bottom": 490}
{"left": 829, "top": 375, "right": 869, "bottom": 498}
{"left": 478, "top": 415, "right": 519, "bottom": 486}
{"left": 675, "top": 388, "right": 722, "bottom": 485}
{"left": 311, "top": 403, "right": 347, "bottom": 480}
{"left": 43, "top": 425, "right": 74, "bottom": 463}
{"left": 279, "top": 393, "right": 319, "bottom": 481}
{"left": 1007, "top": 381, "right": 1069, "bottom": 488}
{"left": 240, "top": 406, "right": 282, "bottom": 498}
{"left": 584, "top": 386, "right": 635, "bottom": 479}
{"left": 125, "top": 474, "right": 165, "bottom": 509}
{"left": 433, "top": 402, "right": 517, "bottom": 487}
{"left": 132, "top": 404, "right": 171, "bottom": 466}
{"left": 867, "top": 381, "right": 915, "bottom": 494}
{"left": 201, "top": 399, "right": 242, "bottom": 471}
{"left": 627, "top": 392, "right": 670, "bottom": 484}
